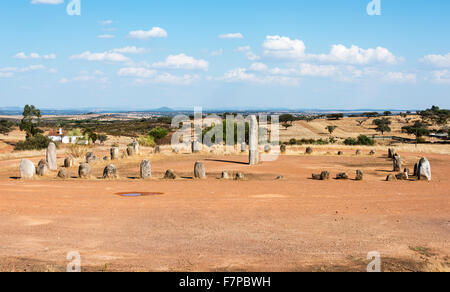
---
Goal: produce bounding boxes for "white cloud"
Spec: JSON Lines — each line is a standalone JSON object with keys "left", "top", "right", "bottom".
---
{"left": 128, "top": 27, "right": 168, "bottom": 39}
{"left": 118, "top": 67, "right": 156, "bottom": 78}
{"left": 262, "top": 35, "right": 400, "bottom": 65}
{"left": 219, "top": 68, "right": 300, "bottom": 86}
{"left": 249, "top": 62, "right": 268, "bottom": 72}
{"left": 98, "top": 34, "right": 116, "bottom": 39}
{"left": 70, "top": 51, "right": 130, "bottom": 63}
{"left": 112, "top": 46, "right": 148, "bottom": 54}
{"left": 0, "top": 65, "right": 46, "bottom": 78}
{"left": 219, "top": 33, "right": 244, "bottom": 39}
{"left": 132, "top": 73, "right": 199, "bottom": 86}
{"left": 421, "top": 53, "right": 450, "bottom": 68}
{"left": 313, "top": 44, "right": 399, "bottom": 65}
{"left": 383, "top": 72, "right": 417, "bottom": 83}
{"left": 14, "top": 52, "right": 56, "bottom": 60}
{"left": 263, "top": 35, "right": 306, "bottom": 59}
{"left": 59, "top": 78, "right": 69, "bottom": 84}
{"left": 235, "top": 46, "right": 260, "bottom": 61}
{"left": 31, "top": 0, "right": 63, "bottom": 4}
{"left": 432, "top": 70, "right": 450, "bottom": 84}
{"left": 152, "top": 54, "right": 209, "bottom": 71}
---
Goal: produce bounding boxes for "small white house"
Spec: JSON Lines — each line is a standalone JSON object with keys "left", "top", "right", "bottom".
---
{"left": 48, "top": 128, "right": 85, "bottom": 144}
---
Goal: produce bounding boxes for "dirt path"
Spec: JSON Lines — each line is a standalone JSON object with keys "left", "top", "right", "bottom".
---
{"left": 0, "top": 153, "right": 448, "bottom": 272}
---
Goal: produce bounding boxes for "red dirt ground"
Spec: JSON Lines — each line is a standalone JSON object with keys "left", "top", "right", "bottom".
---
{"left": 0, "top": 152, "right": 448, "bottom": 272}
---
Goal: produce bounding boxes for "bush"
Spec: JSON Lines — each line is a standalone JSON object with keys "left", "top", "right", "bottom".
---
{"left": 68, "top": 128, "right": 83, "bottom": 137}
{"left": 357, "top": 135, "right": 375, "bottom": 146}
{"left": 344, "top": 135, "right": 375, "bottom": 146}
{"left": 138, "top": 135, "right": 156, "bottom": 147}
{"left": 344, "top": 137, "right": 358, "bottom": 146}
{"left": 149, "top": 127, "right": 169, "bottom": 140}
{"left": 287, "top": 138, "right": 330, "bottom": 145}
{"left": 66, "top": 144, "right": 89, "bottom": 158}
{"left": 14, "top": 134, "right": 53, "bottom": 151}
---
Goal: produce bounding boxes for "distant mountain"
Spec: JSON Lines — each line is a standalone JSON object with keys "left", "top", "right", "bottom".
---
{"left": 152, "top": 107, "right": 174, "bottom": 112}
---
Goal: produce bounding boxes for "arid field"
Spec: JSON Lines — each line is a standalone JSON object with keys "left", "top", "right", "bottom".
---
{"left": 0, "top": 115, "right": 449, "bottom": 272}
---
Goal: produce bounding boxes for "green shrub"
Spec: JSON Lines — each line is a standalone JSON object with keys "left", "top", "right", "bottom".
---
{"left": 14, "top": 134, "right": 53, "bottom": 151}
{"left": 138, "top": 135, "right": 156, "bottom": 147}
{"left": 344, "top": 137, "right": 358, "bottom": 145}
{"left": 344, "top": 135, "right": 375, "bottom": 146}
{"left": 149, "top": 127, "right": 169, "bottom": 139}
{"left": 357, "top": 135, "right": 375, "bottom": 146}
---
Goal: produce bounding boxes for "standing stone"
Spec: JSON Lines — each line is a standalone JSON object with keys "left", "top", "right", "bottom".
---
{"left": 58, "top": 168, "right": 69, "bottom": 179}
{"left": 235, "top": 172, "right": 245, "bottom": 180}
{"left": 103, "top": 164, "right": 118, "bottom": 179}
{"left": 155, "top": 146, "right": 161, "bottom": 154}
{"left": 355, "top": 170, "right": 364, "bottom": 181}
{"left": 127, "top": 146, "right": 135, "bottom": 157}
{"left": 194, "top": 161, "right": 206, "bottom": 179}
{"left": 64, "top": 157, "right": 74, "bottom": 168}
{"left": 396, "top": 172, "right": 409, "bottom": 180}
{"left": 46, "top": 142, "right": 57, "bottom": 171}
{"left": 320, "top": 171, "right": 330, "bottom": 180}
{"left": 249, "top": 115, "right": 259, "bottom": 165}
{"left": 312, "top": 173, "right": 322, "bottom": 180}
{"left": 78, "top": 163, "right": 91, "bottom": 179}
{"left": 36, "top": 159, "right": 49, "bottom": 176}
{"left": 86, "top": 152, "right": 97, "bottom": 164}
{"left": 417, "top": 157, "right": 432, "bottom": 181}
{"left": 110, "top": 147, "right": 119, "bottom": 160}
{"left": 241, "top": 142, "right": 246, "bottom": 153}
{"left": 221, "top": 171, "right": 230, "bottom": 180}
{"left": 192, "top": 141, "right": 202, "bottom": 153}
{"left": 140, "top": 160, "right": 152, "bottom": 179}
{"left": 132, "top": 141, "right": 140, "bottom": 155}
{"left": 20, "top": 159, "right": 35, "bottom": 179}
{"left": 393, "top": 154, "right": 402, "bottom": 172}
{"left": 164, "top": 169, "right": 177, "bottom": 180}
{"left": 336, "top": 173, "right": 349, "bottom": 180}
{"left": 386, "top": 174, "right": 397, "bottom": 181}
{"left": 305, "top": 147, "right": 313, "bottom": 154}
{"left": 413, "top": 163, "right": 419, "bottom": 176}
{"left": 280, "top": 144, "right": 287, "bottom": 154}
{"left": 388, "top": 148, "right": 395, "bottom": 159}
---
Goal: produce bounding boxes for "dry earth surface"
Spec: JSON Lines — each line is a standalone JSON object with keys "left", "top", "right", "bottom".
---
{"left": 0, "top": 146, "right": 448, "bottom": 272}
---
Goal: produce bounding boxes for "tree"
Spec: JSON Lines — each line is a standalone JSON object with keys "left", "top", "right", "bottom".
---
{"left": 356, "top": 119, "right": 367, "bottom": 126}
{"left": 282, "top": 123, "right": 293, "bottom": 130}
{"left": 418, "top": 106, "right": 450, "bottom": 125}
{"left": 375, "top": 124, "right": 391, "bottom": 135}
{"left": 402, "top": 121, "right": 430, "bottom": 140}
{"left": 19, "top": 105, "right": 42, "bottom": 139}
{"left": 327, "top": 113, "right": 344, "bottom": 120}
{"left": 149, "top": 127, "right": 169, "bottom": 139}
{"left": 384, "top": 111, "right": 392, "bottom": 116}
{"left": 82, "top": 128, "right": 98, "bottom": 144}
{"left": 98, "top": 134, "right": 108, "bottom": 144}
{"left": 0, "top": 120, "right": 14, "bottom": 135}
{"left": 279, "top": 114, "right": 295, "bottom": 124}
{"left": 363, "top": 112, "right": 379, "bottom": 118}
{"left": 373, "top": 118, "right": 392, "bottom": 135}
{"left": 326, "top": 125, "right": 338, "bottom": 135}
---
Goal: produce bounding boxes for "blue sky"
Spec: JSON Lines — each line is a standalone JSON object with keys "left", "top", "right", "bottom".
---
{"left": 0, "top": 0, "right": 449, "bottom": 110}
